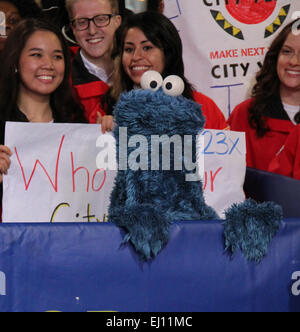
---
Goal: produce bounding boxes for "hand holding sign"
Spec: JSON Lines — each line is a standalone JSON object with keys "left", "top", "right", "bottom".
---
{"left": 0, "top": 145, "right": 12, "bottom": 183}
{"left": 97, "top": 113, "right": 115, "bottom": 134}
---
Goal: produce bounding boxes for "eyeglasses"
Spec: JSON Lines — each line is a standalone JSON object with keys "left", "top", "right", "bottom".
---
{"left": 71, "top": 14, "right": 118, "bottom": 31}
{"left": 280, "top": 47, "right": 300, "bottom": 63}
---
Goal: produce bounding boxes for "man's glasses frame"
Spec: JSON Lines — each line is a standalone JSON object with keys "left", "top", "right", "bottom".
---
{"left": 71, "top": 14, "right": 118, "bottom": 31}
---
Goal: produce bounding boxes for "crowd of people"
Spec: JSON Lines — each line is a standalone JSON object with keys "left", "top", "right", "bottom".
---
{"left": 0, "top": 0, "right": 300, "bottom": 202}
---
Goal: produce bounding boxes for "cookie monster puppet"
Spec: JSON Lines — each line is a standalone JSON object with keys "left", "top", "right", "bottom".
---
{"left": 108, "top": 71, "right": 283, "bottom": 263}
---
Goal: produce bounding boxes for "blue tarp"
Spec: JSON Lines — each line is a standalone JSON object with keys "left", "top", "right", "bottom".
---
{"left": 0, "top": 220, "right": 300, "bottom": 312}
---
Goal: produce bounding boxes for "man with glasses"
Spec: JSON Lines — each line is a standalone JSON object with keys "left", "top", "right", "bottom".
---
{"left": 66, "top": 0, "right": 121, "bottom": 123}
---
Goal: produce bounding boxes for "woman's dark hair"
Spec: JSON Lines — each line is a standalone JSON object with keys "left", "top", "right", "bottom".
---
{"left": 249, "top": 19, "right": 300, "bottom": 137}
{"left": 0, "top": 18, "right": 86, "bottom": 123}
{"left": 0, "top": 0, "right": 41, "bottom": 18}
{"left": 147, "top": 0, "right": 164, "bottom": 13}
{"left": 118, "top": 0, "right": 133, "bottom": 19}
{"left": 104, "top": 11, "right": 194, "bottom": 113}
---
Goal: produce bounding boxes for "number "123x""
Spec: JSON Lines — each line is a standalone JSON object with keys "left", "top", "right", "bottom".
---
{"left": 200, "top": 130, "right": 242, "bottom": 156}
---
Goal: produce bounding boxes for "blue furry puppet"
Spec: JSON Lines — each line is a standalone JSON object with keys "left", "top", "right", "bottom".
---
{"left": 108, "top": 71, "right": 282, "bottom": 262}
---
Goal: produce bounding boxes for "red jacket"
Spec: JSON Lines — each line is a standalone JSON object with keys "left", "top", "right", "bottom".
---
{"left": 70, "top": 47, "right": 109, "bottom": 123}
{"left": 193, "top": 91, "right": 228, "bottom": 130}
{"left": 228, "top": 98, "right": 295, "bottom": 171}
{"left": 269, "top": 125, "right": 300, "bottom": 180}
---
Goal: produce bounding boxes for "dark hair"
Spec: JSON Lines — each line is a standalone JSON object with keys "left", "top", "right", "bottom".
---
{"left": 117, "top": 0, "right": 133, "bottom": 18}
{"left": 0, "top": 18, "right": 87, "bottom": 123}
{"left": 104, "top": 11, "right": 194, "bottom": 113}
{"left": 147, "top": 0, "right": 164, "bottom": 13}
{"left": 249, "top": 19, "right": 300, "bottom": 137}
{"left": 40, "top": 0, "right": 69, "bottom": 29}
{"left": 0, "top": 0, "right": 41, "bottom": 18}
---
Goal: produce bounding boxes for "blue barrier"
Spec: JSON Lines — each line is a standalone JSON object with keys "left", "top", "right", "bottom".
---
{"left": 244, "top": 167, "right": 300, "bottom": 218}
{"left": 0, "top": 221, "right": 300, "bottom": 312}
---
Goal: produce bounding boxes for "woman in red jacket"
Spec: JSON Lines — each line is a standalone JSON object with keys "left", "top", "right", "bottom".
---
{"left": 269, "top": 125, "right": 300, "bottom": 180}
{"left": 228, "top": 19, "right": 300, "bottom": 172}
{"left": 98, "top": 11, "right": 227, "bottom": 133}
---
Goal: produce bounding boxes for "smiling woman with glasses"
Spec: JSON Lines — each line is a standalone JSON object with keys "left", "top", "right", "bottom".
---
{"left": 71, "top": 13, "right": 118, "bottom": 31}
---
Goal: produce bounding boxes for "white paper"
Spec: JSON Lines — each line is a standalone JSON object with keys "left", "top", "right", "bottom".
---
{"left": 199, "top": 130, "right": 246, "bottom": 218}
{"left": 2, "top": 123, "right": 245, "bottom": 222}
{"left": 3, "top": 122, "right": 117, "bottom": 223}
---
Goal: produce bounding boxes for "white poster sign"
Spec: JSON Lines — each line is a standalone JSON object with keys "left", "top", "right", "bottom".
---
{"left": 2, "top": 123, "right": 245, "bottom": 222}
{"left": 200, "top": 129, "right": 246, "bottom": 217}
{"left": 3, "top": 123, "right": 117, "bottom": 223}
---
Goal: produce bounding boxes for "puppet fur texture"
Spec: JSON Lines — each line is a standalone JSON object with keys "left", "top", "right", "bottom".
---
{"left": 108, "top": 87, "right": 282, "bottom": 262}
{"left": 223, "top": 199, "right": 282, "bottom": 263}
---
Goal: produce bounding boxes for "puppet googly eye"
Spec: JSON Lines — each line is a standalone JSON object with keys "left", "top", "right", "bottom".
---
{"left": 162, "top": 75, "right": 185, "bottom": 97}
{"left": 140, "top": 70, "right": 163, "bottom": 92}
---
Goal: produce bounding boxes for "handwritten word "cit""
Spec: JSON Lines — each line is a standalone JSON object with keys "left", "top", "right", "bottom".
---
{"left": 50, "top": 202, "right": 108, "bottom": 223}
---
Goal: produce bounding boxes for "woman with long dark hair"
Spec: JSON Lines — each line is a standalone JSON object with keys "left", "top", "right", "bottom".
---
{"left": 98, "top": 11, "right": 227, "bottom": 132}
{"left": 229, "top": 19, "right": 300, "bottom": 172}
{"left": 0, "top": 18, "right": 87, "bottom": 182}
{"left": 0, "top": 0, "right": 41, "bottom": 51}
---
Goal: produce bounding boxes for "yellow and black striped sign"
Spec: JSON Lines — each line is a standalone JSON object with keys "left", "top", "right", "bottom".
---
{"left": 264, "top": 5, "right": 290, "bottom": 38}
{"left": 210, "top": 10, "right": 244, "bottom": 40}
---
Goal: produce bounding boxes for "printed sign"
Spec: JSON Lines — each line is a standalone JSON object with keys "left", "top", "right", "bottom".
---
{"left": 164, "top": 0, "right": 300, "bottom": 118}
